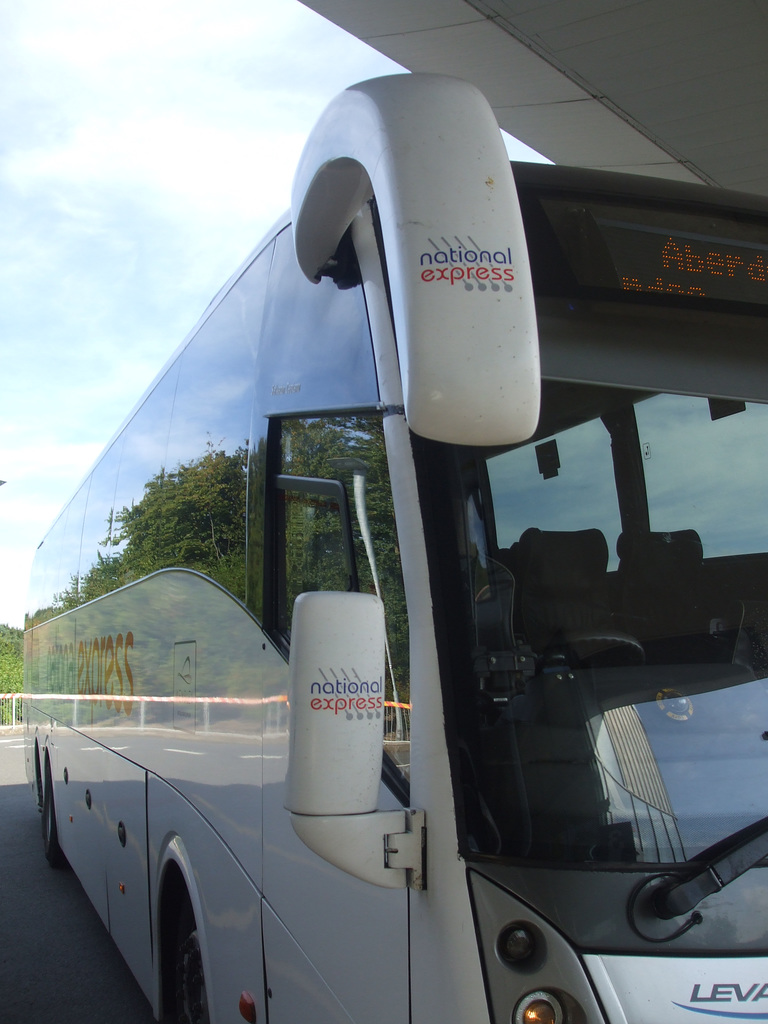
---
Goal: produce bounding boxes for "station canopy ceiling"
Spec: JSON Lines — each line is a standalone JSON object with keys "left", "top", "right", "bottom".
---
{"left": 301, "top": 0, "right": 768, "bottom": 197}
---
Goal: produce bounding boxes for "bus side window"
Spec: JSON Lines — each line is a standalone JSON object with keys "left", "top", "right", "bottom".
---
{"left": 271, "top": 415, "right": 411, "bottom": 789}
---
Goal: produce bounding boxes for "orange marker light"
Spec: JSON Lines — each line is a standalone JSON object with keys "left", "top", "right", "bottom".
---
{"left": 524, "top": 1001, "right": 557, "bottom": 1024}
{"left": 514, "top": 991, "right": 563, "bottom": 1024}
{"left": 238, "top": 990, "right": 257, "bottom": 1023}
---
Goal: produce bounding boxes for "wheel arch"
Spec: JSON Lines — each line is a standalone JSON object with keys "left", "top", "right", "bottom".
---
{"left": 156, "top": 835, "right": 212, "bottom": 1020}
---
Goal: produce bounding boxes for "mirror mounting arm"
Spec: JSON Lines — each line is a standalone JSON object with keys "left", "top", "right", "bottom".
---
{"left": 291, "top": 808, "right": 427, "bottom": 890}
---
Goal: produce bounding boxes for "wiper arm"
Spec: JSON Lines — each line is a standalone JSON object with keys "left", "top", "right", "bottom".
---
{"left": 654, "top": 814, "right": 768, "bottom": 920}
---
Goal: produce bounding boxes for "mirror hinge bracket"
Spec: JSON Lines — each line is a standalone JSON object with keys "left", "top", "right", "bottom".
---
{"left": 384, "top": 809, "right": 427, "bottom": 891}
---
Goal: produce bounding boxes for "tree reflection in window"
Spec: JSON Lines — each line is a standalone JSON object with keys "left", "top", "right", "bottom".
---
{"left": 276, "top": 416, "right": 411, "bottom": 782}
{"left": 56, "top": 439, "right": 249, "bottom": 610}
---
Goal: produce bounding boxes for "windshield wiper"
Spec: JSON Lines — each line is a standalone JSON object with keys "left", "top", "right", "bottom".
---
{"left": 654, "top": 814, "right": 768, "bottom": 920}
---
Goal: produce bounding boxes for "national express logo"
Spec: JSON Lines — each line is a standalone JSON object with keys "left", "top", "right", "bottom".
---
{"left": 47, "top": 631, "right": 135, "bottom": 715}
{"left": 418, "top": 236, "right": 518, "bottom": 293}
{"left": 308, "top": 670, "right": 384, "bottom": 718}
{"left": 675, "top": 983, "right": 768, "bottom": 1018}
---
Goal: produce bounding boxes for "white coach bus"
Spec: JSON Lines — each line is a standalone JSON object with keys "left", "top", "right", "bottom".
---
{"left": 23, "top": 74, "right": 768, "bottom": 1024}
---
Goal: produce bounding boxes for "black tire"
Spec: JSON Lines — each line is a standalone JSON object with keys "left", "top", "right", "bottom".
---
{"left": 175, "top": 902, "right": 210, "bottom": 1024}
{"left": 42, "top": 757, "right": 66, "bottom": 869}
{"left": 34, "top": 744, "right": 44, "bottom": 812}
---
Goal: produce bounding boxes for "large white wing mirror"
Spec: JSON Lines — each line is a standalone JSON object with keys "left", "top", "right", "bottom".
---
{"left": 285, "top": 590, "right": 387, "bottom": 815}
{"left": 292, "top": 74, "right": 540, "bottom": 447}
{"left": 285, "top": 591, "right": 426, "bottom": 889}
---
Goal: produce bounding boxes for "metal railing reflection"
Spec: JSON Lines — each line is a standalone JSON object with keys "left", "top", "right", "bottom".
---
{"left": 384, "top": 701, "right": 411, "bottom": 743}
{"left": 0, "top": 693, "right": 23, "bottom": 728}
{"left": 16, "top": 694, "right": 413, "bottom": 743}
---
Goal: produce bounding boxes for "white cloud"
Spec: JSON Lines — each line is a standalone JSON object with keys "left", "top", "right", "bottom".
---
{"left": 6, "top": 115, "right": 305, "bottom": 223}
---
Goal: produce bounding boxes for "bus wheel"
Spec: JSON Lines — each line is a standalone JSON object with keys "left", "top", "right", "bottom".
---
{"left": 42, "top": 757, "right": 66, "bottom": 868}
{"left": 34, "top": 743, "right": 44, "bottom": 812}
{"left": 175, "top": 903, "right": 210, "bottom": 1024}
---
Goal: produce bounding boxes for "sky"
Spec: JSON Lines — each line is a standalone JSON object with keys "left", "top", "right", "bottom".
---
{"left": 0, "top": 0, "right": 545, "bottom": 630}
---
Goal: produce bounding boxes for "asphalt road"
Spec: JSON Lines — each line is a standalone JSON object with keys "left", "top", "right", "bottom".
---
{"left": 0, "top": 731, "right": 157, "bottom": 1024}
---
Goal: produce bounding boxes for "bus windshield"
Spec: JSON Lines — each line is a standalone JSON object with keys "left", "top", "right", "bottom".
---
{"left": 453, "top": 378, "right": 768, "bottom": 866}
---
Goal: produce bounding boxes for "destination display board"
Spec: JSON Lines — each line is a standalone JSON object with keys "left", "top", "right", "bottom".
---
{"left": 543, "top": 197, "right": 768, "bottom": 305}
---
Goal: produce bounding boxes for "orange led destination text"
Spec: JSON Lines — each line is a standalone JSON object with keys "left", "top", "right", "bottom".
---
{"left": 622, "top": 236, "right": 768, "bottom": 298}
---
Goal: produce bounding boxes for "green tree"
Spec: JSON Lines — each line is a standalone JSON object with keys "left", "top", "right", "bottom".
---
{"left": 0, "top": 624, "right": 23, "bottom": 693}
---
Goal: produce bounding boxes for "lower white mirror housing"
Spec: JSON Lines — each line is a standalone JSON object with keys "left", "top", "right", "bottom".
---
{"left": 291, "top": 809, "right": 426, "bottom": 890}
{"left": 284, "top": 591, "right": 426, "bottom": 889}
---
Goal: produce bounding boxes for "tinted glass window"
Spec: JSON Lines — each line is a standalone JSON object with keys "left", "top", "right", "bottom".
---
{"left": 26, "top": 535, "right": 55, "bottom": 627}
{"left": 26, "top": 487, "right": 86, "bottom": 626}
{"left": 636, "top": 394, "right": 768, "bottom": 556}
{"left": 68, "top": 249, "right": 272, "bottom": 605}
{"left": 76, "top": 439, "right": 123, "bottom": 605}
{"left": 488, "top": 415, "right": 622, "bottom": 569}
{"left": 271, "top": 415, "right": 411, "bottom": 783}
{"left": 453, "top": 379, "right": 768, "bottom": 866}
{"left": 103, "top": 366, "right": 180, "bottom": 586}
{"left": 161, "top": 249, "right": 270, "bottom": 600}
{"left": 257, "top": 228, "right": 378, "bottom": 415}
{"left": 50, "top": 484, "right": 89, "bottom": 616}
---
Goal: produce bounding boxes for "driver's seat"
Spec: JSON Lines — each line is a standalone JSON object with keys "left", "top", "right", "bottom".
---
{"left": 509, "top": 527, "right": 643, "bottom": 667}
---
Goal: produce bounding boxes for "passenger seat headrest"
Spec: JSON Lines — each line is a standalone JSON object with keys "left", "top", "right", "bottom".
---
{"left": 515, "top": 527, "right": 609, "bottom": 596}
{"left": 617, "top": 530, "right": 703, "bottom": 576}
